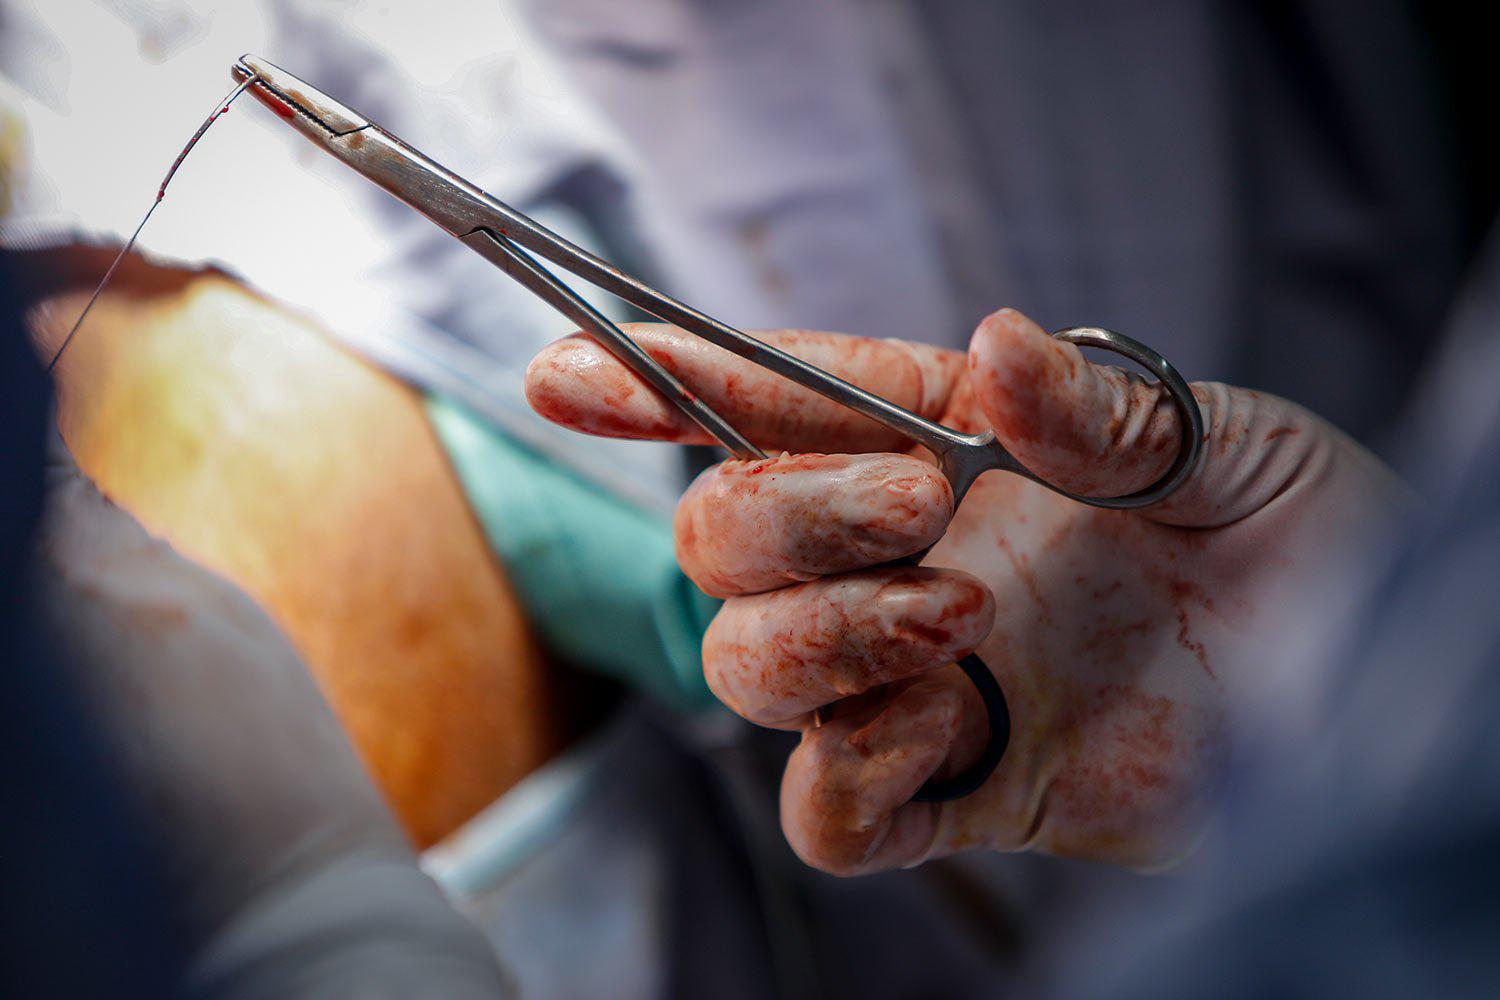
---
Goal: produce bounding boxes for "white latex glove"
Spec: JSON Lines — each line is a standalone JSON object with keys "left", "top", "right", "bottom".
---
{"left": 526, "top": 308, "right": 1407, "bottom": 874}
{"left": 35, "top": 442, "right": 510, "bottom": 997}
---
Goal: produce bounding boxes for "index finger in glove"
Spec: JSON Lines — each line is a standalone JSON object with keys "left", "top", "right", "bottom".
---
{"left": 677, "top": 452, "right": 955, "bottom": 598}
{"left": 525, "top": 324, "right": 966, "bottom": 454}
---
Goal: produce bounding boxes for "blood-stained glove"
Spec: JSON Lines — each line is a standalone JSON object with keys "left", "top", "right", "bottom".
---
{"left": 526, "top": 308, "right": 1407, "bottom": 875}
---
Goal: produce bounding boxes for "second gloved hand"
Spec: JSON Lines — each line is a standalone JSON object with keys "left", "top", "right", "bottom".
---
{"left": 526, "top": 308, "right": 1406, "bottom": 874}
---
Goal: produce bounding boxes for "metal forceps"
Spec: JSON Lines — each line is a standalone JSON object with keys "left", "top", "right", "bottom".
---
{"left": 232, "top": 55, "right": 1205, "bottom": 802}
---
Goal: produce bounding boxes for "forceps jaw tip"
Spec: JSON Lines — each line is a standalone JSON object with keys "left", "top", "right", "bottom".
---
{"left": 231, "top": 54, "right": 370, "bottom": 136}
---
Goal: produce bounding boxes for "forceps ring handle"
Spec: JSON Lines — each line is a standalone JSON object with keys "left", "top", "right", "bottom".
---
{"left": 1017, "top": 327, "right": 1205, "bottom": 510}
{"left": 912, "top": 328, "right": 1203, "bottom": 803}
{"left": 911, "top": 653, "right": 1010, "bottom": 802}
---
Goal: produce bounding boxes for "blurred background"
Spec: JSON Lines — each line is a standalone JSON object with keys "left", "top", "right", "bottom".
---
{"left": 2, "top": 2, "right": 1494, "bottom": 998}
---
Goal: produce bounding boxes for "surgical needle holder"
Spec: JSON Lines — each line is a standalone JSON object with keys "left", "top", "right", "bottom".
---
{"left": 231, "top": 54, "right": 1205, "bottom": 802}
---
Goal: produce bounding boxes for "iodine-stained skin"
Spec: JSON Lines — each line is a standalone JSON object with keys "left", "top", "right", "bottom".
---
{"left": 527, "top": 308, "right": 1408, "bottom": 874}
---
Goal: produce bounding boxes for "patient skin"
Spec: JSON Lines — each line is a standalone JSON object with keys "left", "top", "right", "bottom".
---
{"left": 526, "top": 311, "right": 1405, "bottom": 874}
{"left": 22, "top": 246, "right": 584, "bottom": 848}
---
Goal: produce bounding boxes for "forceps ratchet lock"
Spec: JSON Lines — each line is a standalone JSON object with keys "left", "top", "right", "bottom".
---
{"left": 231, "top": 54, "right": 1205, "bottom": 802}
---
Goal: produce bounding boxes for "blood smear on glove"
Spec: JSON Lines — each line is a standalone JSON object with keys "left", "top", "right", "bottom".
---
{"left": 45, "top": 76, "right": 255, "bottom": 373}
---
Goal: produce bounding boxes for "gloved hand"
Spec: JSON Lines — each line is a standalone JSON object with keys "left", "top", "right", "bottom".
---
{"left": 526, "top": 308, "right": 1408, "bottom": 874}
